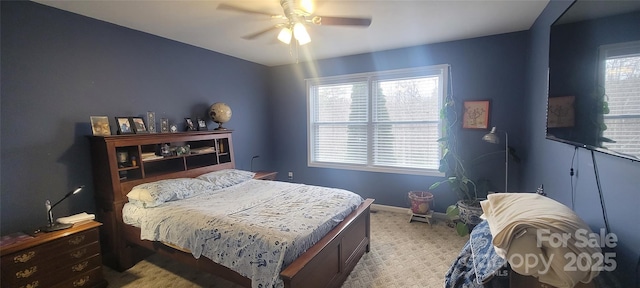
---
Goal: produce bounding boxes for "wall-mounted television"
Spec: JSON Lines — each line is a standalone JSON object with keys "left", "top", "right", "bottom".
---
{"left": 547, "top": 0, "right": 640, "bottom": 161}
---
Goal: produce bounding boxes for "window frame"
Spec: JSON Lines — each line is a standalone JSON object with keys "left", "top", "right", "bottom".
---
{"left": 306, "top": 65, "right": 449, "bottom": 176}
{"left": 598, "top": 40, "right": 640, "bottom": 159}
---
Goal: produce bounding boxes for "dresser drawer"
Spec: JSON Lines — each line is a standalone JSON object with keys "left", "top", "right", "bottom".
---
{"left": 2, "top": 254, "right": 102, "bottom": 288}
{"left": 1, "top": 228, "right": 99, "bottom": 267}
{"left": 52, "top": 266, "right": 104, "bottom": 288}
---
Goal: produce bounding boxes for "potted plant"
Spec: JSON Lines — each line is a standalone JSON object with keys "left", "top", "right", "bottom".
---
{"left": 428, "top": 95, "right": 483, "bottom": 236}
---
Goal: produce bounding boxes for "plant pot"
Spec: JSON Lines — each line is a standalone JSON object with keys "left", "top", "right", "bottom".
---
{"left": 408, "top": 191, "right": 434, "bottom": 214}
{"left": 457, "top": 200, "right": 483, "bottom": 225}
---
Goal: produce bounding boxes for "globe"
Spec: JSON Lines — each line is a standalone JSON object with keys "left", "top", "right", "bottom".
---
{"left": 209, "top": 102, "right": 232, "bottom": 130}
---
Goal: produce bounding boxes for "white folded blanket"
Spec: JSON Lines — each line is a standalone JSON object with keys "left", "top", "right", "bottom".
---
{"left": 481, "top": 193, "right": 602, "bottom": 288}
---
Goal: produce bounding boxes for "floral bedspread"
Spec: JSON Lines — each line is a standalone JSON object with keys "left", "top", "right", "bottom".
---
{"left": 122, "top": 179, "right": 364, "bottom": 288}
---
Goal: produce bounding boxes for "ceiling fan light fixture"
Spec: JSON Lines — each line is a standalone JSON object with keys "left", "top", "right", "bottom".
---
{"left": 277, "top": 27, "right": 293, "bottom": 44}
{"left": 293, "top": 22, "right": 311, "bottom": 45}
{"left": 299, "top": 0, "right": 314, "bottom": 14}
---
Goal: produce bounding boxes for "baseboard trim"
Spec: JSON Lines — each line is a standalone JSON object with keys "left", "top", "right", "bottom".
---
{"left": 370, "top": 204, "right": 449, "bottom": 220}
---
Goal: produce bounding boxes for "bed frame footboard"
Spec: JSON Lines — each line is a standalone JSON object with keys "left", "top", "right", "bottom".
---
{"left": 280, "top": 198, "right": 374, "bottom": 288}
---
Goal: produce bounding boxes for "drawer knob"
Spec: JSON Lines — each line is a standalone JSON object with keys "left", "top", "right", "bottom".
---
{"left": 19, "top": 280, "right": 39, "bottom": 288}
{"left": 73, "top": 276, "right": 90, "bottom": 287}
{"left": 70, "top": 248, "right": 87, "bottom": 258}
{"left": 14, "top": 251, "right": 36, "bottom": 263}
{"left": 16, "top": 266, "right": 37, "bottom": 278}
{"left": 72, "top": 261, "right": 89, "bottom": 272}
{"left": 69, "top": 235, "right": 86, "bottom": 245}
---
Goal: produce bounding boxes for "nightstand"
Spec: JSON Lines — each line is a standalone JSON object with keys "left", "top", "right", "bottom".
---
{"left": 254, "top": 171, "right": 278, "bottom": 180}
{"left": 1, "top": 221, "right": 108, "bottom": 288}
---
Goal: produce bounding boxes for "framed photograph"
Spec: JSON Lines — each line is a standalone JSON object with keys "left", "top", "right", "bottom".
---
{"left": 197, "top": 118, "right": 207, "bottom": 131}
{"left": 115, "top": 117, "right": 134, "bottom": 135}
{"left": 160, "top": 118, "right": 169, "bottom": 133}
{"left": 185, "top": 118, "right": 196, "bottom": 131}
{"left": 170, "top": 123, "right": 178, "bottom": 133}
{"left": 90, "top": 116, "right": 111, "bottom": 136}
{"left": 147, "top": 111, "right": 156, "bottom": 133}
{"left": 462, "top": 100, "right": 490, "bottom": 129}
{"left": 130, "top": 117, "right": 149, "bottom": 134}
{"left": 547, "top": 96, "right": 575, "bottom": 128}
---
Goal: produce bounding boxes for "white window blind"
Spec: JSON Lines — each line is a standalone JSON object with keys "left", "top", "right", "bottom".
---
{"left": 599, "top": 41, "right": 640, "bottom": 159}
{"left": 308, "top": 65, "right": 448, "bottom": 176}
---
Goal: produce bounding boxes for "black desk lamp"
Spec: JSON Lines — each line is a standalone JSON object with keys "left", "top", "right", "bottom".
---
{"left": 41, "top": 185, "right": 84, "bottom": 232}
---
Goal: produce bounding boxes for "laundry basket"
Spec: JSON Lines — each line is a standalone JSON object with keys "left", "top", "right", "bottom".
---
{"left": 408, "top": 191, "right": 434, "bottom": 214}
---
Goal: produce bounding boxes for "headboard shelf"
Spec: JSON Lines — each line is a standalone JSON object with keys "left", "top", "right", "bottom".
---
{"left": 87, "top": 131, "right": 235, "bottom": 269}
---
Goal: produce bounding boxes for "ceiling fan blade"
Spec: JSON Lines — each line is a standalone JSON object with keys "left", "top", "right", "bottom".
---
{"left": 242, "top": 26, "right": 280, "bottom": 40}
{"left": 217, "top": 3, "right": 276, "bottom": 17}
{"left": 311, "top": 16, "right": 372, "bottom": 27}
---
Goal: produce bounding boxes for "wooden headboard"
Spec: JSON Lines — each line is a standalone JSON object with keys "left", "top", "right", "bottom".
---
{"left": 88, "top": 131, "right": 236, "bottom": 270}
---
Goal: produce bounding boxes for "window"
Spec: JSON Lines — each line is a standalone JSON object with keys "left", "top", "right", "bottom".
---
{"left": 599, "top": 41, "right": 640, "bottom": 159}
{"left": 307, "top": 65, "right": 449, "bottom": 176}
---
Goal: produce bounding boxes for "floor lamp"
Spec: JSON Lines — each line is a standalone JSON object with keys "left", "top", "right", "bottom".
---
{"left": 482, "top": 127, "right": 508, "bottom": 192}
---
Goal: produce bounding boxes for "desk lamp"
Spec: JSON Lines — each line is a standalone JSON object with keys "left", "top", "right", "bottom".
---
{"left": 482, "top": 127, "right": 508, "bottom": 192}
{"left": 41, "top": 185, "right": 84, "bottom": 232}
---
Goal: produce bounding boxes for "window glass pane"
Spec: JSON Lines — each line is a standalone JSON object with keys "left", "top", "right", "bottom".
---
{"left": 602, "top": 53, "right": 640, "bottom": 158}
{"left": 313, "top": 124, "right": 367, "bottom": 164}
{"left": 374, "top": 76, "right": 440, "bottom": 122}
{"left": 314, "top": 82, "right": 368, "bottom": 123}
{"left": 373, "top": 123, "right": 440, "bottom": 170}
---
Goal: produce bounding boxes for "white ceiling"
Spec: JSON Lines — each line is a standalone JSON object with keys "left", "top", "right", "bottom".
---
{"left": 33, "top": 0, "right": 549, "bottom": 67}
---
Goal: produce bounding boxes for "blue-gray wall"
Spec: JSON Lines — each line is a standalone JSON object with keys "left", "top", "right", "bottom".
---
{"left": 1, "top": 1, "right": 272, "bottom": 234}
{"left": 523, "top": 1, "right": 639, "bottom": 286}
{"left": 2, "top": 1, "right": 638, "bottom": 286}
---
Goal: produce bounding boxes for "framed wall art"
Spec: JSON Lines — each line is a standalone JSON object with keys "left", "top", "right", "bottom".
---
{"left": 90, "top": 116, "right": 111, "bottom": 136}
{"left": 130, "top": 117, "right": 148, "bottom": 133}
{"left": 462, "top": 100, "right": 490, "bottom": 129}
{"left": 547, "top": 95, "right": 575, "bottom": 128}
{"left": 115, "top": 117, "right": 134, "bottom": 135}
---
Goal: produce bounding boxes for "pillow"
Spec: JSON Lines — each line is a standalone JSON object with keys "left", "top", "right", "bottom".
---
{"left": 196, "top": 169, "right": 255, "bottom": 189}
{"left": 126, "top": 178, "right": 215, "bottom": 208}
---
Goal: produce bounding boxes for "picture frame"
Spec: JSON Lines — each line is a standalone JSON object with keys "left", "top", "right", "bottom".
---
{"left": 160, "top": 118, "right": 169, "bottom": 133}
{"left": 462, "top": 100, "right": 490, "bottom": 129}
{"left": 115, "top": 117, "right": 134, "bottom": 135}
{"left": 90, "top": 116, "right": 111, "bottom": 136}
{"left": 170, "top": 123, "right": 178, "bottom": 133}
{"left": 147, "top": 111, "right": 156, "bottom": 133}
{"left": 185, "top": 118, "right": 196, "bottom": 131}
{"left": 547, "top": 95, "right": 575, "bottom": 128}
{"left": 197, "top": 118, "right": 207, "bottom": 131}
{"left": 130, "top": 117, "right": 149, "bottom": 134}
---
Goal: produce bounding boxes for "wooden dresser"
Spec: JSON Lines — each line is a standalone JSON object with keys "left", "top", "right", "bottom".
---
{"left": 0, "top": 221, "right": 107, "bottom": 288}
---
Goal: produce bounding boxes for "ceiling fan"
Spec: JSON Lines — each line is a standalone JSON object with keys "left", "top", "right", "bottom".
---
{"left": 218, "top": 0, "right": 372, "bottom": 46}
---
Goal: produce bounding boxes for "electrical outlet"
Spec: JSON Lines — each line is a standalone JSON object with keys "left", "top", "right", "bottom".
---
{"left": 288, "top": 171, "right": 293, "bottom": 180}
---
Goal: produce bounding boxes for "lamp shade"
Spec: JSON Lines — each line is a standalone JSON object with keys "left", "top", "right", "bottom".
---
{"left": 41, "top": 185, "right": 84, "bottom": 232}
{"left": 277, "top": 27, "right": 292, "bottom": 44}
{"left": 293, "top": 22, "right": 311, "bottom": 45}
{"left": 482, "top": 127, "right": 500, "bottom": 144}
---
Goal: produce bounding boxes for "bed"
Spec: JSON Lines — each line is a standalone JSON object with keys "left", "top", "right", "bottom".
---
{"left": 89, "top": 132, "right": 374, "bottom": 288}
{"left": 92, "top": 149, "right": 373, "bottom": 288}
{"left": 444, "top": 193, "right": 620, "bottom": 288}
{"left": 118, "top": 169, "right": 367, "bottom": 288}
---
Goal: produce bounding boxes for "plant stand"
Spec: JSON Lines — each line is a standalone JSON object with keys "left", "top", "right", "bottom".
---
{"left": 408, "top": 210, "right": 433, "bottom": 226}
